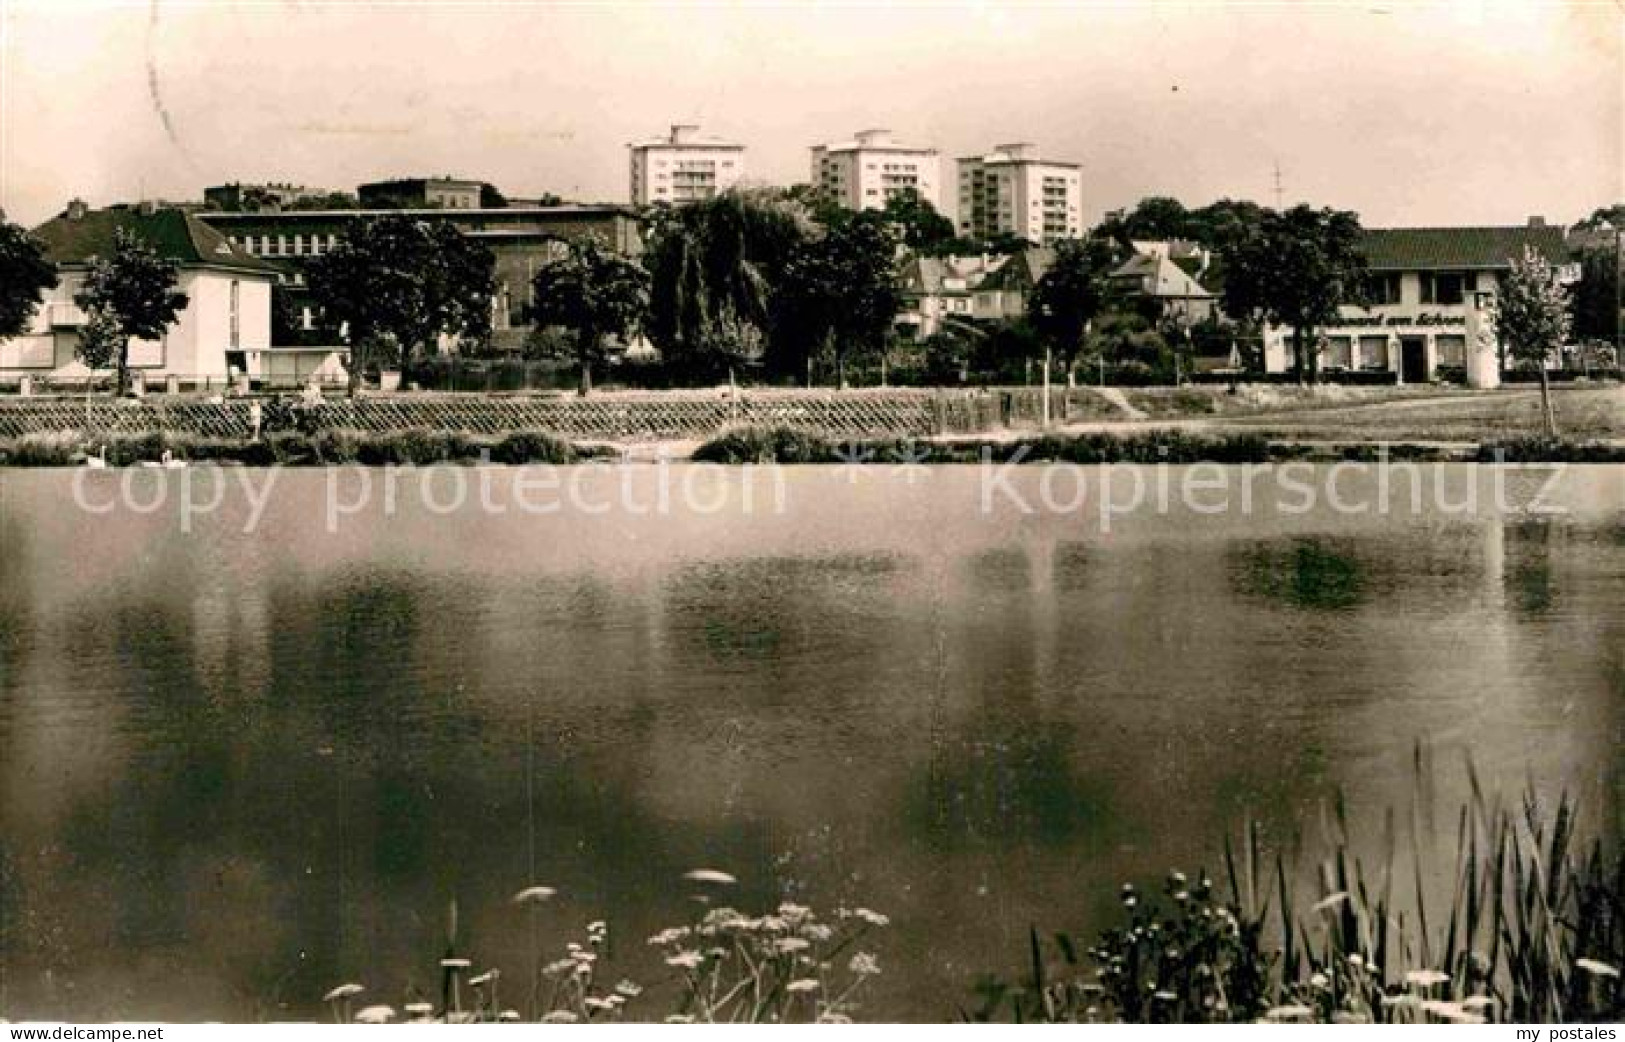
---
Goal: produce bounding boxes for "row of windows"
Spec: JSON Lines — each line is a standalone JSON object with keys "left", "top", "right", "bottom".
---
{"left": 230, "top": 233, "right": 338, "bottom": 257}
{"left": 650, "top": 158, "right": 737, "bottom": 168}
{"left": 1364, "top": 272, "right": 1487, "bottom": 307}
{"left": 1321, "top": 334, "right": 1468, "bottom": 369}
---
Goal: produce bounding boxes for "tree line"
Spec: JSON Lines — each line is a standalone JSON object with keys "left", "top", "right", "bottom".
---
{"left": 0, "top": 191, "right": 1612, "bottom": 399}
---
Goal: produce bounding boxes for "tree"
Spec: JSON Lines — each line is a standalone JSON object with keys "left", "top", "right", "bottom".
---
{"left": 307, "top": 215, "right": 496, "bottom": 396}
{"left": 644, "top": 189, "right": 810, "bottom": 383}
{"left": 1493, "top": 245, "right": 1573, "bottom": 437}
{"left": 1095, "top": 196, "right": 1190, "bottom": 245}
{"left": 530, "top": 235, "right": 650, "bottom": 395}
{"left": 1026, "top": 237, "right": 1115, "bottom": 386}
{"left": 0, "top": 221, "right": 58, "bottom": 339}
{"left": 984, "top": 231, "right": 1037, "bottom": 255}
{"left": 975, "top": 318, "right": 1042, "bottom": 385}
{"left": 881, "top": 189, "right": 956, "bottom": 257}
{"left": 1217, "top": 205, "right": 1365, "bottom": 383}
{"left": 74, "top": 228, "right": 188, "bottom": 395}
{"left": 1572, "top": 203, "right": 1625, "bottom": 233}
{"left": 773, "top": 210, "right": 901, "bottom": 388}
{"left": 286, "top": 191, "right": 361, "bottom": 210}
{"left": 75, "top": 309, "right": 123, "bottom": 371}
{"left": 1571, "top": 229, "right": 1622, "bottom": 349}
{"left": 919, "top": 329, "right": 978, "bottom": 385}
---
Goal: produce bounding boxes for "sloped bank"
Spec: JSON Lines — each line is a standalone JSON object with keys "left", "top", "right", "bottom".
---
{"left": 690, "top": 427, "right": 1625, "bottom": 466}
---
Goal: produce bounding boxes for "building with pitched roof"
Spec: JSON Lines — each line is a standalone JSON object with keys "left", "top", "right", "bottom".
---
{"left": 1108, "top": 241, "right": 1217, "bottom": 324}
{"left": 0, "top": 201, "right": 280, "bottom": 387}
{"left": 629, "top": 125, "right": 747, "bottom": 206}
{"left": 811, "top": 129, "right": 942, "bottom": 213}
{"left": 896, "top": 248, "right": 1055, "bottom": 340}
{"left": 956, "top": 143, "right": 1082, "bottom": 245}
{"left": 1263, "top": 219, "right": 1573, "bottom": 386}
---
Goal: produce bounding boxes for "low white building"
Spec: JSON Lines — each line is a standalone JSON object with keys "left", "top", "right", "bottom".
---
{"left": 628, "top": 125, "right": 747, "bottom": 206}
{"left": 956, "top": 143, "right": 1083, "bottom": 245}
{"left": 810, "top": 129, "right": 942, "bottom": 212}
{"left": 0, "top": 201, "right": 278, "bottom": 388}
{"left": 1263, "top": 221, "right": 1571, "bottom": 387}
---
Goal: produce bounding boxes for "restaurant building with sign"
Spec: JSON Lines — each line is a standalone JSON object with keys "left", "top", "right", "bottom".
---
{"left": 1262, "top": 220, "right": 1570, "bottom": 387}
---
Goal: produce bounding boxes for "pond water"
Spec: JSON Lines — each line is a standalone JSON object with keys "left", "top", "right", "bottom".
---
{"left": 1, "top": 463, "right": 1621, "bottom": 1021}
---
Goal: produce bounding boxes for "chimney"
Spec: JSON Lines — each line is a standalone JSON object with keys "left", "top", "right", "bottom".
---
{"left": 66, "top": 198, "right": 89, "bottom": 220}
{"left": 1527, "top": 216, "right": 1546, "bottom": 228}
{"left": 138, "top": 199, "right": 158, "bottom": 216}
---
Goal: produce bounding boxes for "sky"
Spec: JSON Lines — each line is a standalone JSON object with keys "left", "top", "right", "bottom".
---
{"left": 0, "top": 0, "right": 1620, "bottom": 230}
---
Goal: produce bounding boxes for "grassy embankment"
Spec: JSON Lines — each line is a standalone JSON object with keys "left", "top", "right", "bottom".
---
{"left": 2, "top": 385, "right": 1618, "bottom": 465}
{"left": 692, "top": 426, "right": 1625, "bottom": 465}
{"left": 1206, "top": 385, "right": 1623, "bottom": 444}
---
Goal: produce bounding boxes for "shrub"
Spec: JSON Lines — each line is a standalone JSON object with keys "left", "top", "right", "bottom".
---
{"left": 970, "top": 754, "right": 1625, "bottom": 1024}
{"left": 692, "top": 427, "right": 840, "bottom": 464}
{"left": 306, "top": 429, "right": 363, "bottom": 464}
{"left": 354, "top": 429, "right": 483, "bottom": 466}
{"left": 1476, "top": 438, "right": 1625, "bottom": 464}
{"left": 0, "top": 431, "right": 83, "bottom": 466}
{"left": 103, "top": 432, "right": 173, "bottom": 466}
{"left": 490, "top": 430, "right": 575, "bottom": 465}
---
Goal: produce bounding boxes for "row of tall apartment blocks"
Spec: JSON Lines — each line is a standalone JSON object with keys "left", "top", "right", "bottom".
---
{"left": 629, "top": 125, "right": 1084, "bottom": 244}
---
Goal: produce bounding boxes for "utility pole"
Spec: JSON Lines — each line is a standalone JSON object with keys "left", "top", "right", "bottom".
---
{"left": 1272, "top": 160, "right": 1284, "bottom": 210}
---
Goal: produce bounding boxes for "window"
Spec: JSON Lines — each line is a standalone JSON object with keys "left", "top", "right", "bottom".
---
{"left": 1367, "top": 272, "right": 1402, "bottom": 306}
{"left": 1324, "top": 336, "right": 1353, "bottom": 369}
{"left": 1421, "top": 271, "right": 1466, "bottom": 306}
{"left": 1358, "top": 335, "right": 1389, "bottom": 370}
{"left": 1436, "top": 334, "right": 1467, "bottom": 367}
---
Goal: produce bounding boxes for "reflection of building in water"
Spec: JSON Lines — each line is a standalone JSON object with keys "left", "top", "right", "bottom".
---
{"left": 1264, "top": 219, "right": 1571, "bottom": 387}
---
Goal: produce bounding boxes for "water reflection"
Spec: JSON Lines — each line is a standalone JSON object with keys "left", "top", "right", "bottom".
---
{"left": 0, "top": 467, "right": 1620, "bottom": 1021}
{"left": 1232, "top": 537, "right": 1369, "bottom": 611}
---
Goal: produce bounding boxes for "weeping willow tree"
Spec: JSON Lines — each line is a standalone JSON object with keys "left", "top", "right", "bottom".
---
{"left": 644, "top": 189, "right": 812, "bottom": 385}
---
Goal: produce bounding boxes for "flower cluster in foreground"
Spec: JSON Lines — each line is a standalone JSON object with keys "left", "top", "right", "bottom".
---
{"left": 317, "top": 869, "right": 888, "bottom": 1024}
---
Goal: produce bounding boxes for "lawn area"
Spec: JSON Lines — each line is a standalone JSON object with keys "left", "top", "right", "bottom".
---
{"left": 1118, "top": 383, "right": 1452, "bottom": 419}
{"left": 1211, "top": 385, "right": 1623, "bottom": 442}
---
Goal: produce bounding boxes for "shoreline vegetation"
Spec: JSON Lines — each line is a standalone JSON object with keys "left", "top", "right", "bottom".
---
{"left": 303, "top": 757, "right": 1620, "bottom": 1025}
{"left": 967, "top": 756, "right": 1623, "bottom": 1025}
{"left": 0, "top": 383, "right": 1618, "bottom": 466}
{"left": 1, "top": 427, "right": 1622, "bottom": 468}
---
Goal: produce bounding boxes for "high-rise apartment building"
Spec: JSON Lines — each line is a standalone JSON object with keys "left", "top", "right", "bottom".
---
{"left": 809, "top": 129, "right": 941, "bottom": 212}
{"left": 956, "top": 143, "right": 1082, "bottom": 244}
{"left": 628, "top": 125, "right": 747, "bottom": 205}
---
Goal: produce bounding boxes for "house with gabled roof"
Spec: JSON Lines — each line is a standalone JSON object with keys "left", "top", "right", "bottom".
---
{"left": 1263, "top": 219, "right": 1572, "bottom": 387}
{"left": 0, "top": 200, "right": 281, "bottom": 388}
{"left": 1108, "top": 241, "right": 1217, "bottom": 325}
{"left": 895, "top": 248, "right": 1055, "bottom": 340}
